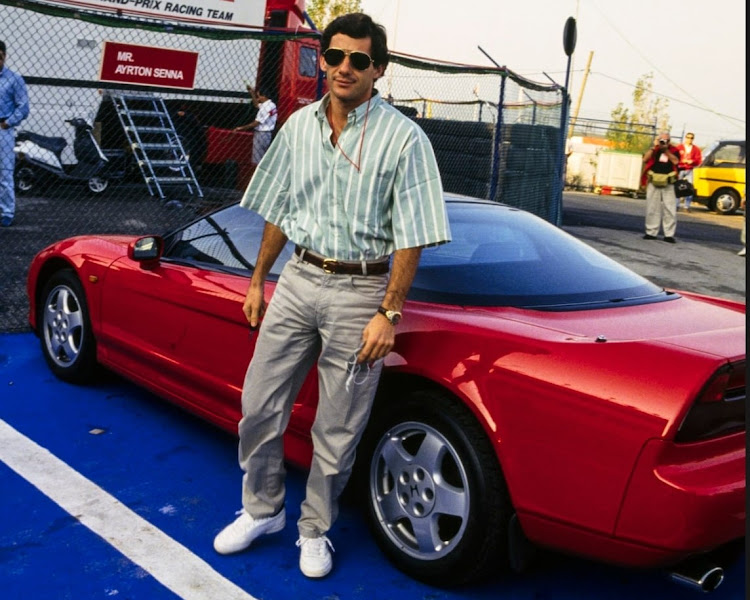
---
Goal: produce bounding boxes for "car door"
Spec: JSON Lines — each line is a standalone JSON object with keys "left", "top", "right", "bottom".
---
{"left": 98, "top": 205, "right": 302, "bottom": 429}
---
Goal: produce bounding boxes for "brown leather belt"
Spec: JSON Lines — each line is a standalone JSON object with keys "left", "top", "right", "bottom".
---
{"left": 294, "top": 246, "right": 389, "bottom": 276}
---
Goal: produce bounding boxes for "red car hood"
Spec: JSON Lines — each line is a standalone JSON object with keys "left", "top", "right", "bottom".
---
{"left": 467, "top": 295, "right": 745, "bottom": 359}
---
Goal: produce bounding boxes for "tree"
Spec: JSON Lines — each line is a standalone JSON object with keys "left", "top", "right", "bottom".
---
{"left": 307, "top": 0, "right": 362, "bottom": 31}
{"left": 607, "top": 73, "right": 671, "bottom": 155}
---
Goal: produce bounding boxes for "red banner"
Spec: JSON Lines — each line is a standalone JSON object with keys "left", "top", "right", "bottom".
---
{"left": 99, "top": 41, "right": 199, "bottom": 90}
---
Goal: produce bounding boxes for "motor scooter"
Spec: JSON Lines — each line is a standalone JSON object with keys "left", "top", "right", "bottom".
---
{"left": 13, "top": 118, "right": 126, "bottom": 195}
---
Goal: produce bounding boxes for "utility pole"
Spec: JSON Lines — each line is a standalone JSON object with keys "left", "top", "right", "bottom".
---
{"left": 386, "top": 0, "right": 401, "bottom": 97}
{"left": 568, "top": 51, "right": 593, "bottom": 139}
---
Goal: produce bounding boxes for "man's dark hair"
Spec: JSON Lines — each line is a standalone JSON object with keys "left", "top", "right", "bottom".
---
{"left": 0, "top": 41, "right": 6, "bottom": 55}
{"left": 321, "top": 13, "right": 389, "bottom": 69}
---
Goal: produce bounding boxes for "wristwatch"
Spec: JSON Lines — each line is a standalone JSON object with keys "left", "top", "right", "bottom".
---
{"left": 377, "top": 306, "right": 402, "bottom": 325}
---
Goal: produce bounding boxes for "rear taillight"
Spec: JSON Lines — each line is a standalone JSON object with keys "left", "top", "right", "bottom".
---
{"left": 675, "top": 361, "right": 746, "bottom": 443}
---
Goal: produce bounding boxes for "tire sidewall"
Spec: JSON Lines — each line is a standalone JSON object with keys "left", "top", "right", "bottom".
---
{"left": 359, "top": 391, "right": 507, "bottom": 585}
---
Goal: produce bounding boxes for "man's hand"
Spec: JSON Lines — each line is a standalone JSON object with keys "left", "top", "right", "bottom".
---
{"left": 357, "top": 312, "right": 395, "bottom": 364}
{"left": 242, "top": 283, "right": 266, "bottom": 328}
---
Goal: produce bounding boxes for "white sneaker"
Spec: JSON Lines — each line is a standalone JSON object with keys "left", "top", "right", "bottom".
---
{"left": 739, "top": 248, "right": 746, "bottom": 256}
{"left": 213, "top": 508, "right": 285, "bottom": 555}
{"left": 296, "top": 535, "right": 334, "bottom": 578}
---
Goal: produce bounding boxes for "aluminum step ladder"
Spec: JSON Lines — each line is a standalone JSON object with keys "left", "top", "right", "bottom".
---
{"left": 108, "top": 91, "right": 203, "bottom": 200}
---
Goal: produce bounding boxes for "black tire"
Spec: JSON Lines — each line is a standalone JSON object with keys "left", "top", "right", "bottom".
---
{"left": 710, "top": 189, "right": 740, "bottom": 215}
{"left": 15, "top": 165, "right": 36, "bottom": 195}
{"left": 358, "top": 389, "right": 510, "bottom": 586}
{"left": 38, "top": 269, "right": 98, "bottom": 383}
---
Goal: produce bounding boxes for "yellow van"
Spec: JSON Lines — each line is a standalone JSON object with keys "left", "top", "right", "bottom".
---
{"left": 691, "top": 140, "right": 746, "bottom": 214}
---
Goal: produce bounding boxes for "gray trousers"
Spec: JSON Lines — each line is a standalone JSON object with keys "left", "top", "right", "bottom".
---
{"left": 238, "top": 253, "right": 387, "bottom": 538}
{"left": 251, "top": 131, "right": 273, "bottom": 164}
{"left": 645, "top": 181, "right": 677, "bottom": 237}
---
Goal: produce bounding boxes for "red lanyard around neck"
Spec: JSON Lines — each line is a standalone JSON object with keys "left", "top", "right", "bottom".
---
{"left": 328, "top": 95, "right": 371, "bottom": 173}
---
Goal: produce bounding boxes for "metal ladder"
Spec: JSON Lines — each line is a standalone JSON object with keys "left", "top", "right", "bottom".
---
{"left": 108, "top": 92, "right": 203, "bottom": 200}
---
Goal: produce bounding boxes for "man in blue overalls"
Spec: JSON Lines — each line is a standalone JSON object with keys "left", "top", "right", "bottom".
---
{"left": 0, "top": 40, "right": 30, "bottom": 227}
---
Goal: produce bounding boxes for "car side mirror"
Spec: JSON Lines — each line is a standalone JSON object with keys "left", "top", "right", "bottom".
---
{"left": 128, "top": 235, "right": 164, "bottom": 269}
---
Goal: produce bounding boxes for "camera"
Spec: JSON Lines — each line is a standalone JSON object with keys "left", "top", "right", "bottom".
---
{"left": 659, "top": 139, "right": 669, "bottom": 145}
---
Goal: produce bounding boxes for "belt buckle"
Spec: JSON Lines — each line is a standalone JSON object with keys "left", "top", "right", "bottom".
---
{"left": 322, "top": 258, "right": 338, "bottom": 274}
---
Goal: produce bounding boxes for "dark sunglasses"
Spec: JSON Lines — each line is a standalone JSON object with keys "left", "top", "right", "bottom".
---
{"left": 323, "top": 48, "right": 373, "bottom": 71}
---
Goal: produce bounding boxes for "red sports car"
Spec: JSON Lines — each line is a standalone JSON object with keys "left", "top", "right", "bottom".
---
{"left": 26, "top": 196, "right": 745, "bottom": 591}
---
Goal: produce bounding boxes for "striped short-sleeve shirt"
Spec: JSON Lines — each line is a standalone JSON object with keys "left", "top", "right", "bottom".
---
{"left": 240, "top": 91, "right": 451, "bottom": 260}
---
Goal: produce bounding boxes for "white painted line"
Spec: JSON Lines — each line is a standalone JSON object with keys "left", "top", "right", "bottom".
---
{"left": 0, "top": 419, "right": 257, "bottom": 600}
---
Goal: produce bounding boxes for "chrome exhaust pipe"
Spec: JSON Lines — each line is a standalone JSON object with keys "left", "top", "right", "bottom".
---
{"left": 669, "top": 557, "right": 724, "bottom": 592}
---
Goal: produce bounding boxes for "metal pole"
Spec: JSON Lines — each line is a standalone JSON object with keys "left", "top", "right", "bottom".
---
{"left": 568, "top": 50, "right": 593, "bottom": 138}
{"left": 551, "top": 56, "right": 571, "bottom": 226}
{"left": 489, "top": 75, "right": 506, "bottom": 202}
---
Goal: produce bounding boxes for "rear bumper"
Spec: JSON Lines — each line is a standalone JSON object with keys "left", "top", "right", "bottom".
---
{"left": 615, "top": 434, "right": 745, "bottom": 559}
{"left": 519, "top": 433, "right": 745, "bottom": 568}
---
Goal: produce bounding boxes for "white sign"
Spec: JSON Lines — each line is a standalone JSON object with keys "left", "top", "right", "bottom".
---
{"left": 32, "top": 0, "right": 266, "bottom": 29}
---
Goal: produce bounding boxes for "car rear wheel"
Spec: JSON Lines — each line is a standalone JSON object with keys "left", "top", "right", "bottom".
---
{"left": 359, "top": 389, "right": 510, "bottom": 586}
{"left": 38, "top": 269, "right": 97, "bottom": 383}
{"left": 711, "top": 189, "right": 740, "bottom": 215}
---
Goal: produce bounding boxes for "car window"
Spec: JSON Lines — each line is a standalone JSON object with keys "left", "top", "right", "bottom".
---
{"left": 703, "top": 142, "right": 746, "bottom": 168}
{"left": 299, "top": 45, "right": 318, "bottom": 78}
{"left": 162, "top": 205, "right": 294, "bottom": 276}
{"left": 413, "top": 202, "right": 669, "bottom": 309}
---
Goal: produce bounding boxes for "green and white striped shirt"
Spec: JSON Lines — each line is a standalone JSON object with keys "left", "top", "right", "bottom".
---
{"left": 240, "top": 91, "right": 451, "bottom": 260}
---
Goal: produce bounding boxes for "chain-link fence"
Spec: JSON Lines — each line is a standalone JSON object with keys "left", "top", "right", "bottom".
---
{"left": 565, "top": 117, "right": 657, "bottom": 193}
{"left": 1, "top": 0, "right": 563, "bottom": 333}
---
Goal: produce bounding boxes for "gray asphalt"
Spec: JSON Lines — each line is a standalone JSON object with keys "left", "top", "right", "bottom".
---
{"left": 562, "top": 192, "right": 746, "bottom": 304}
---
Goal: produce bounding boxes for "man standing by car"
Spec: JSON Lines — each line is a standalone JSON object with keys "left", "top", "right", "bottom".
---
{"left": 676, "top": 132, "right": 702, "bottom": 211}
{"left": 642, "top": 132, "right": 680, "bottom": 242}
{"left": 0, "top": 40, "right": 30, "bottom": 228}
{"left": 213, "top": 12, "right": 451, "bottom": 578}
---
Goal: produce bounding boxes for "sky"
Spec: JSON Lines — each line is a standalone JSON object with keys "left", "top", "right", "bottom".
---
{"left": 359, "top": 0, "right": 746, "bottom": 149}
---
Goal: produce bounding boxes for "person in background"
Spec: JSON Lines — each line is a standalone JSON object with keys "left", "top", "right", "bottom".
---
{"left": 676, "top": 132, "right": 702, "bottom": 212}
{"left": 234, "top": 86, "right": 277, "bottom": 164}
{"left": 173, "top": 104, "right": 207, "bottom": 168}
{"left": 213, "top": 12, "right": 450, "bottom": 579}
{"left": 641, "top": 132, "right": 680, "bottom": 243}
{"left": 739, "top": 194, "right": 746, "bottom": 257}
{"left": 0, "top": 40, "right": 30, "bottom": 228}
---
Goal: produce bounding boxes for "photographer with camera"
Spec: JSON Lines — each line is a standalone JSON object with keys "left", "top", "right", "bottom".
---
{"left": 641, "top": 132, "right": 680, "bottom": 243}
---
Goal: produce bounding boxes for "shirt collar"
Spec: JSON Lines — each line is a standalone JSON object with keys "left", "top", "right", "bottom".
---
{"left": 316, "top": 90, "right": 382, "bottom": 125}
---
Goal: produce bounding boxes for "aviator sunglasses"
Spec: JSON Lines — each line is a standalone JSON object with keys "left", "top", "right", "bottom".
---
{"left": 323, "top": 47, "right": 374, "bottom": 71}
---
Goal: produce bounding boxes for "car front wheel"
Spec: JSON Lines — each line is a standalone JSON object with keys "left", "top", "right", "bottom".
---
{"left": 359, "top": 389, "right": 510, "bottom": 586}
{"left": 38, "top": 269, "right": 97, "bottom": 383}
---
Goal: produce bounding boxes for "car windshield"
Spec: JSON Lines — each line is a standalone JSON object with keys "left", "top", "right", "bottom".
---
{"left": 163, "top": 200, "right": 671, "bottom": 311}
{"left": 410, "top": 201, "right": 670, "bottom": 309}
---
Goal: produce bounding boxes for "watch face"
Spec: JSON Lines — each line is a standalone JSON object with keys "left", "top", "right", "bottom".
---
{"left": 379, "top": 306, "right": 402, "bottom": 325}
